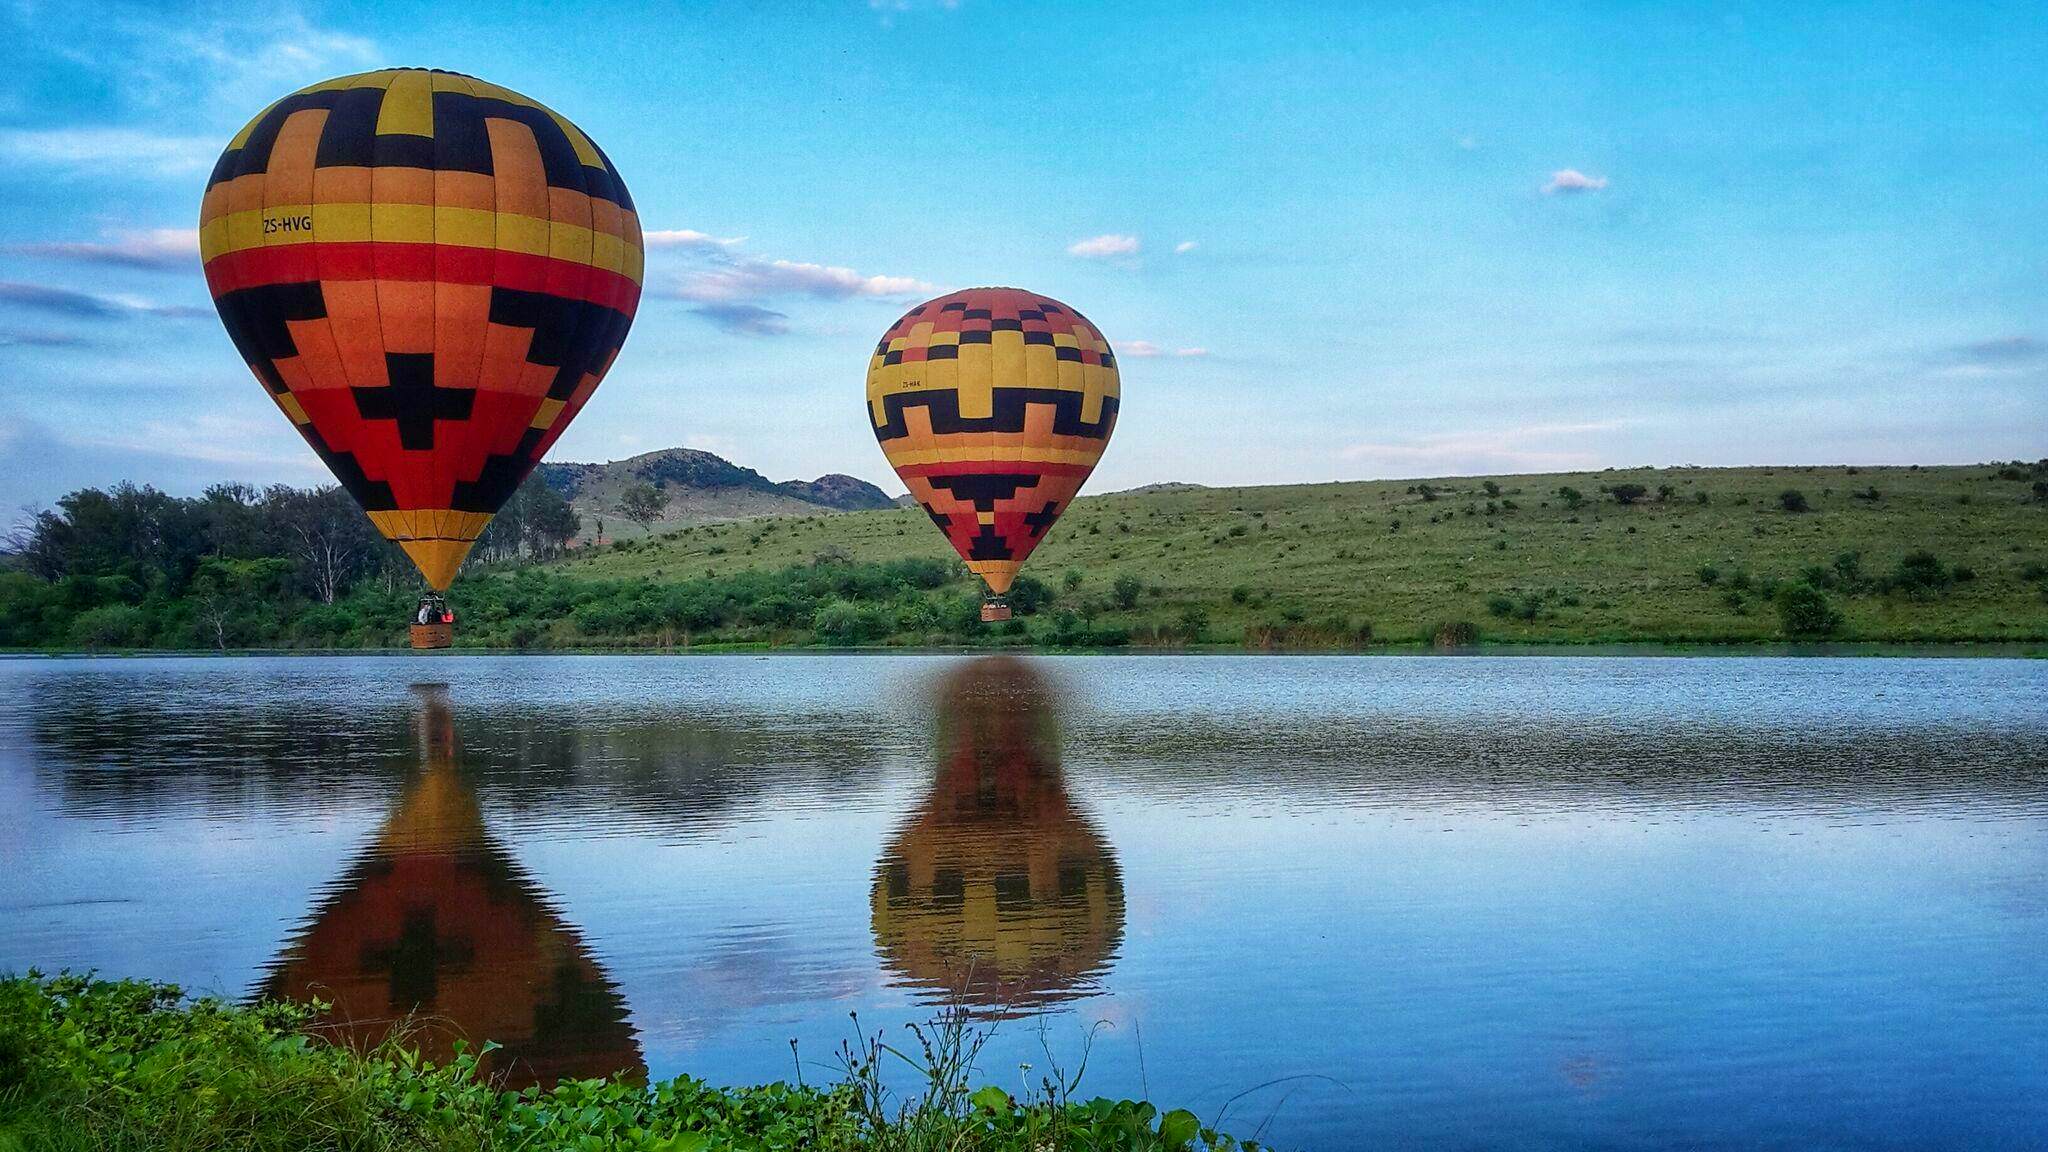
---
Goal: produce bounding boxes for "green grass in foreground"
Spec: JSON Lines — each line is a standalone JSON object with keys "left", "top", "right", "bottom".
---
{"left": 0, "top": 973, "right": 1251, "bottom": 1152}
{"left": 554, "top": 463, "right": 2048, "bottom": 646}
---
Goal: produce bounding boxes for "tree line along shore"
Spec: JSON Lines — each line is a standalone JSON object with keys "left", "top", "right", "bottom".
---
{"left": 3, "top": 462, "right": 2044, "bottom": 651}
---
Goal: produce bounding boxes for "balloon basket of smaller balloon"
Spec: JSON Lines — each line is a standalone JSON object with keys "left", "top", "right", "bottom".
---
{"left": 410, "top": 595, "right": 454, "bottom": 650}
{"left": 980, "top": 598, "right": 1013, "bottom": 624}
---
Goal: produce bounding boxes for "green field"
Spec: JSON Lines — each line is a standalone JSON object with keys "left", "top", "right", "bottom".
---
{"left": 553, "top": 463, "right": 2048, "bottom": 646}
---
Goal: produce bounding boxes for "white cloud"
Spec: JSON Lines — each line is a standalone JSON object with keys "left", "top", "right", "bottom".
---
{"left": 1543, "top": 169, "right": 1609, "bottom": 195}
{"left": 11, "top": 228, "right": 199, "bottom": 269}
{"left": 667, "top": 258, "right": 931, "bottom": 304}
{"left": 1174, "top": 240, "right": 1198, "bottom": 254}
{"left": 0, "top": 128, "right": 216, "bottom": 177}
{"left": 1121, "top": 341, "right": 1209, "bottom": 359}
{"left": 690, "top": 302, "right": 791, "bottom": 336}
{"left": 0, "top": 280, "right": 206, "bottom": 319}
{"left": 1067, "top": 233, "right": 1141, "bottom": 258}
{"left": 1342, "top": 420, "right": 1631, "bottom": 474}
{"left": 644, "top": 229, "right": 746, "bottom": 251}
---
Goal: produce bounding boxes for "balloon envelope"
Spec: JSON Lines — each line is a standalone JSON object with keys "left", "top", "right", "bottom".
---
{"left": 864, "top": 288, "right": 1119, "bottom": 595}
{"left": 200, "top": 69, "right": 641, "bottom": 589}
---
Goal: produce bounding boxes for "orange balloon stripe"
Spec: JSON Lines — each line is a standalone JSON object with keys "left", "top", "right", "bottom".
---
{"left": 203, "top": 243, "right": 641, "bottom": 312}
{"left": 892, "top": 460, "right": 1098, "bottom": 479}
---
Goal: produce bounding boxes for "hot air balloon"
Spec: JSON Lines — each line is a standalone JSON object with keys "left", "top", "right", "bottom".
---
{"left": 865, "top": 288, "right": 1119, "bottom": 622}
{"left": 199, "top": 69, "right": 642, "bottom": 647}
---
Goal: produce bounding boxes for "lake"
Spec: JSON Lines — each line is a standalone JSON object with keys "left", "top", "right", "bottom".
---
{"left": 3, "top": 654, "right": 2044, "bottom": 1149}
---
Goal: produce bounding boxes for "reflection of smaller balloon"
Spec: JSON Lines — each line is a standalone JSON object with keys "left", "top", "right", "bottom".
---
{"left": 871, "top": 657, "right": 1124, "bottom": 1014}
{"left": 259, "top": 684, "right": 641, "bottom": 1088}
{"left": 864, "top": 288, "right": 1120, "bottom": 620}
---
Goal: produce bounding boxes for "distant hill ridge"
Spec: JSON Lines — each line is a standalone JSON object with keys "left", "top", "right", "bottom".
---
{"left": 535, "top": 448, "right": 894, "bottom": 535}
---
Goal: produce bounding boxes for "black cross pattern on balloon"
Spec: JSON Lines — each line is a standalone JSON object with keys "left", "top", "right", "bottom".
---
{"left": 354, "top": 352, "right": 476, "bottom": 451}
{"left": 1023, "top": 500, "right": 1061, "bottom": 538}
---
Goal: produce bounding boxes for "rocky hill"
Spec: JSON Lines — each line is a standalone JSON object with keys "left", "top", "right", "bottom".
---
{"left": 535, "top": 448, "right": 893, "bottom": 537}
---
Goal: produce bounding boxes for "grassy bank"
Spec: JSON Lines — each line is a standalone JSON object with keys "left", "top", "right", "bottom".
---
{"left": 0, "top": 974, "right": 1249, "bottom": 1152}
{"left": 552, "top": 462, "right": 2048, "bottom": 647}
{"left": 7, "top": 463, "right": 2046, "bottom": 650}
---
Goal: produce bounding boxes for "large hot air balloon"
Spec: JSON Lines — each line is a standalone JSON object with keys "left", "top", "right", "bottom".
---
{"left": 200, "top": 69, "right": 642, "bottom": 647}
{"left": 865, "top": 288, "right": 1119, "bottom": 621}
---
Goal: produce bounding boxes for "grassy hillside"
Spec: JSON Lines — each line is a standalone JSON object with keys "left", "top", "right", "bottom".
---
{"left": 551, "top": 463, "right": 2048, "bottom": 645}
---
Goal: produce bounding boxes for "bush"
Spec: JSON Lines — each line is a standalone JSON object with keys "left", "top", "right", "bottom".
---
{"left": 1007, "top": 575, "right": 1053, "bottom": 616}
{"left": 1177, "top": 605, "right": 1210, "bottom": 641}
{"left": 1110, "top": 574, "right": 1142, "bottom": 610}
{"left": 1779, "top": 489, "right": 1810, "bottom": 512}
{"left": 1557, "top": 486, "right": 1586, "bottom": 510}
{"left": 1697, "top": 565, "right": 1720, "bottom": 586}
{"left": 1889, "top": 550, "right": 1951, "bottom": 595}
{"left": 812, "top": 599, "right": 891, "bottom": 644}
{"left": 1608, "top": 483, "right": 1647, "bottom": 505}
{"left": 1486, "top": 595, "right": 1514, "bottom": 618}
{"left": 67, "top": 604, "right": 147, "bottom": 648}
{"left": 1775, "top": 582, "right": 1843, "bottom": 637}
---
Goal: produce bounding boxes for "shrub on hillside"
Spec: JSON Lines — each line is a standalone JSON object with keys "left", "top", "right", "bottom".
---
{"left": 1888, "top": 550, "right": 1951, "bottom": 596}
{"left": 1608, "top": 483, "right": 1647, "bottom": 505}
{"left": 1111, "top": 574, "right": 1142, "bottom": 610}
{"left": 1007, "top": 575, "right": 1053, "bottom": 616}
{"left": 1779, "top": 489, "right": 1810, "bottom": 512}
{"left": 1775, "top": 583, "right": 1843, "bottom": 637}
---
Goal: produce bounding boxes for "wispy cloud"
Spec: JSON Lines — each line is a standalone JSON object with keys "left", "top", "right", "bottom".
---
{"left": 10, "top": 228, "right": 199, "bottom": 270}
{"left": 1931, "top": 335, "right": 2046, "bottom": 379}
{"left": 0, "top": 330, "right": 94, "bottom": 349}
{"left": 1543, "top": 169, "right": 1609, "bottom": 195}
{"left": 0, "top": 281, "right": 206, "bottom": 319}
{"left": 1122, "top": 340, "right": 1209, "bottom": 358}
{"left": 1068, "top": 233, "right": 1141, "bottom": 258}
{"left": 646, "top": 231, "right": 930, "bottom": 333}
{"left": 644, "top": 229, "right": 746, "bottom": 251}
{"left": 27, "top": 8, "right": 377, "bottom": 119}
{"left": 665, "top": 258, "right": 930, "bottom": 304}
{"left": 1173, "top": 240, "right": 1199, "bottom": 254}
{"left": 1951, "top": 336, "right": 2041, "bottom": 364}
{"left": 1342, "top": 419, "right": 1631, "bottom": 474}
{"left": 0, "top": 128, "right": 216, "bottom": 177}
{"left": 690, "top": 303, "right": 791, "bottom": 336}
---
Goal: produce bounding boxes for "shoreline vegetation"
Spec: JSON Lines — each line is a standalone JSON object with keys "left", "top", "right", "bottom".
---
{"left": 4, "top": 463, "right": 2045, "bottom": 653}
{"left": 0, "top": 973, "right": 1254, "bottom": 1152}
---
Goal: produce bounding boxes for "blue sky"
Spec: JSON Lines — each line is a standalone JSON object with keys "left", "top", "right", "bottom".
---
{"left": 0, "top": 1, "right": 2042, "bottom": 511}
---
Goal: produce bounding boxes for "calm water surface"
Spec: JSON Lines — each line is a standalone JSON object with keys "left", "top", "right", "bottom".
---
{"left": 2, "top": 654, "right": 2045, "bottom": 1149}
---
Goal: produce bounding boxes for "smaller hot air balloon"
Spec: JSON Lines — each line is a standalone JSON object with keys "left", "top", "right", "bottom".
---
{"left": 865, "top": 288, "right": 1119, "bottom": 621}
{"left": 199, "top": 69, "right": 643, "bottom": 647}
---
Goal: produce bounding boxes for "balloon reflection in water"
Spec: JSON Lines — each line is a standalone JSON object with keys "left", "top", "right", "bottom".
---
{"left": 872, "top": 658, "right": 1125, "bottom": 1015}
{"left": 259, "top": 684, "right": 641, "bottom": 1087}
